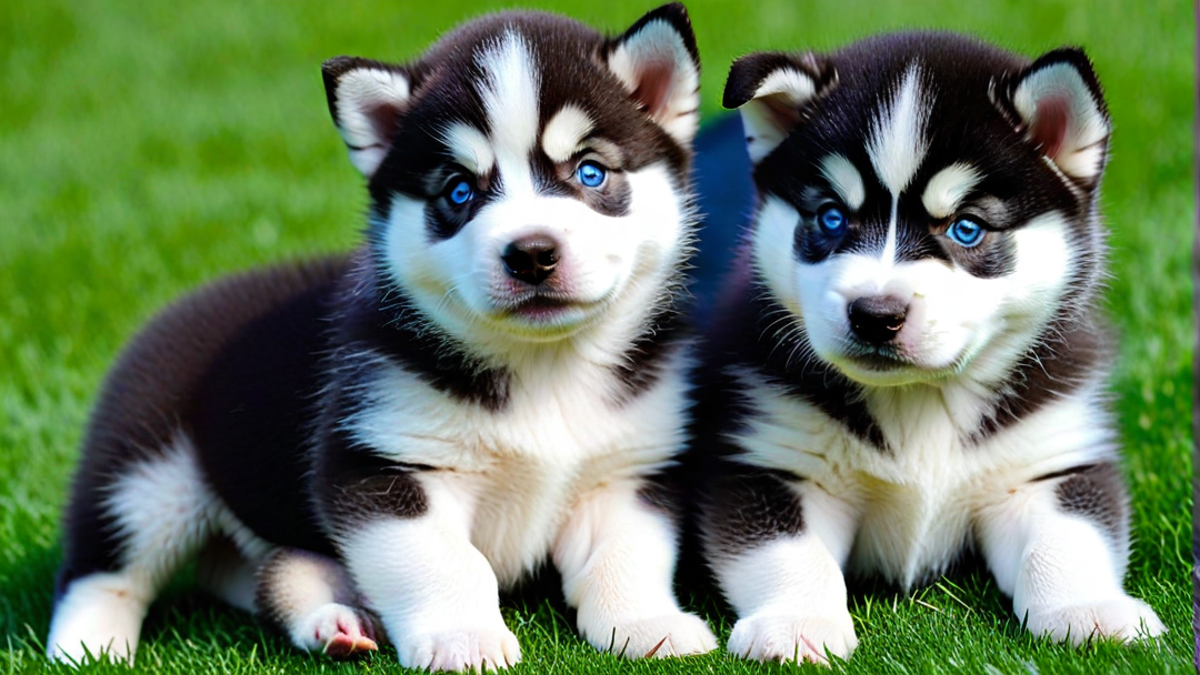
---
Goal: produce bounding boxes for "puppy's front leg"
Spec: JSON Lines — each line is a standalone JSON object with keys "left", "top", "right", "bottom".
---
{"left": 703, "top": 471, "right": 859, "bottom": 665}
{"left": 976, "top": 462, "right": 1165, "bottom": 645}
{"left": 553, "top": 480, "right": 717, "bottom": 659}
{"left": 327, "top": 469, "right": 519, "bottom": 672}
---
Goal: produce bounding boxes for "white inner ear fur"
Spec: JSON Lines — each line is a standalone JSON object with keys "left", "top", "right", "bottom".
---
{"left": 1013, "top": 63, "right": 1109, "bottom": 182}
{"left": 739, "top": 68, "right": 818, "bottom": 164}
{"left": 754, "top": 67, "right": 817, "bottom": 101}
{"left": 608, "top": 19, "right": 699, "bottom": 144}
{"left": 333, "top": 68, "right": 410, "bottom": 177}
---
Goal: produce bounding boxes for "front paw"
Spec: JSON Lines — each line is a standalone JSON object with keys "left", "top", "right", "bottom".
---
{"left": 728, "top": 612, "right": 858, "bottom": 665}
{"left": 1024, "top": 596, "right": 1166, "bottom": 646}
{"left": 395, "top": 626, "right": 521, "bottom": 672}
{"left": 584, "top": 611, "right": 717, "bottom": 659}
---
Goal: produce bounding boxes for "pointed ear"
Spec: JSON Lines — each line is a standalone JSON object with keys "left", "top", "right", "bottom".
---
{"left": 606, "top": 3, "right": 701, "bottom": 145}
{"left": 322, "top": 56, "right": 413, "bottom": 178}
{"left": 1007, "top": 48, "right": 1110, "bottom": 186}
{"left": 723, "top": 51, "right": 837, "bottom": 164}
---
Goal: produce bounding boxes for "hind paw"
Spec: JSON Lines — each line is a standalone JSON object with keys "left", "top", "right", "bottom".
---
{"left": 46, "top": 573, "right": 146, "bottom": 665}
{"left": 292, "top": 602, "right": 379, "bottom": 657}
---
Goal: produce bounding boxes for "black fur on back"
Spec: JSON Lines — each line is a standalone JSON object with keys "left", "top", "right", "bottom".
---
{"left": 57, "top": 257, "right": 350, "bottom": 590}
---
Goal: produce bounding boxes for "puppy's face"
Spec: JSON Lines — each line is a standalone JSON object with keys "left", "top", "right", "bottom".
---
{"left": 727, "top": 36, "right": 1111, "bottom": 386}
{"left": 323, "top": 6, "right": 699, "bottom": 346}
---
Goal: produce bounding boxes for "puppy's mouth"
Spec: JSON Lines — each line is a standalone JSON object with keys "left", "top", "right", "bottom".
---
{"left": 842, "top": 342, "right": 912, "bottom": 369}
{"left": 499, "top": 292, "right": 585, "bottom": 322}
{"left": 833, "top": 339, "right": 965, "bottom": 387}
{"left": 489, "top": 288, "right": 612, "bottom": 332}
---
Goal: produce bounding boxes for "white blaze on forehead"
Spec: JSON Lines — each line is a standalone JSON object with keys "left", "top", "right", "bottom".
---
{"left": 819, "top": 154, "right": 865, "bottom": 210}
{"left": 542, "top": 104, "right": 595, "bottom": 163}
{"left": 867, "top": 64, "right": 930, "bottom": 195}
{"left": 922, "top": 163, "right": 982, "bottom": 219}
{"left": 866, "top": 63, "right": 931, "bottom": 264}
{"left": 443, "top": 123, "right": 495, "bottom": 175}
{"left": 477, "top": 31, "right": 540, "bottom": 195}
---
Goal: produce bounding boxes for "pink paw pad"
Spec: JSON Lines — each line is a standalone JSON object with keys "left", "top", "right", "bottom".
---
{"left": 318, "top": 614, "right": 378, "bottom": 658}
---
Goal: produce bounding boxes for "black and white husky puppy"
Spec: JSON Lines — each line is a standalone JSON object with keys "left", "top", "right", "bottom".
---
{"left": 691, "top": 32, "right": 1166, "bottom": 663}
{"left": 47, "top": 5, "right": 719, "bottom": 670}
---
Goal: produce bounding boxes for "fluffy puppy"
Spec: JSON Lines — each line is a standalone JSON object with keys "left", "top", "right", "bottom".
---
{"left": 47, "top": 5, "right": 717, "bottom": 670}
{"left": 691, "top": 32, "right": 1165, "bottom": 664}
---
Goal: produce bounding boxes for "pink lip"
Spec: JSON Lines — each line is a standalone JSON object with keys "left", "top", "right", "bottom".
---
{"left": 506, "top": 295, "right": 577, "bottom": 322}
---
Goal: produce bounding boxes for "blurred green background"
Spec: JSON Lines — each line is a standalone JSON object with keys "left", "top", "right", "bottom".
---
{"left": 0, "top": 1, "right": 1192, "bottom": 673}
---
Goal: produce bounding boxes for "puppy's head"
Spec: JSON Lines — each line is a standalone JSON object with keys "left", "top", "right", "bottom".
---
{"left": 726, "top": 33, "right": 1110, "bottom": 387}
{"left": 322, "top": 5, "right": 699, "bottom": 349}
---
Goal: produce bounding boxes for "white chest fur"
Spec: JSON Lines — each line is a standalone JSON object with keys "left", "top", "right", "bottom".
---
{"left": 730, "top": 370, "right": 1117, "bottom": 588}
{"left": 346, "top": 349, "right": 691, "bottom": 587}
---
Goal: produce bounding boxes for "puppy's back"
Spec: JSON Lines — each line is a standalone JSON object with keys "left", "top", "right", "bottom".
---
{"left": 58, "top": 255, "right": 349, "bottom": 593}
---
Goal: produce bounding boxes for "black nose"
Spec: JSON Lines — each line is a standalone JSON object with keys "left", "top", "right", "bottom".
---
{"left": 848, "top": 295, "right": 908, "bottom": 345}
{"left": 502, "top": 237, "right": 559, "bottom": 286}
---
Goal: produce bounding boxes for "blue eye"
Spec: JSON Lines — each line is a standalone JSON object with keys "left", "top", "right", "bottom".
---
{"left": 577, "top": 161, "right": 607, "bottom": 188}
{"left": 818, "top": 205, "right": 847, "bottom": 236}
{"left": 947, "top": 218, "right": 985, "bottom": 247}
{"left": 447, "top": 180, "right": 474, "bottom": 206}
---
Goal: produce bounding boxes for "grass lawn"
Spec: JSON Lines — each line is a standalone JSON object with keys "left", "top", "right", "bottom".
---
{"left": 0, "top": 0, "right": 1192, "bottom": 673}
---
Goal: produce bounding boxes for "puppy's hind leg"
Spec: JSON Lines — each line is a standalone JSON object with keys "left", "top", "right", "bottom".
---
{"left": 255, "top": 548, "right": 380, "bottom": 657}
{"left": 48, "top": 436, "right": 216, "bottom": 665}
{"left": 196, "top": 536, "right": 265, "bottom": 614}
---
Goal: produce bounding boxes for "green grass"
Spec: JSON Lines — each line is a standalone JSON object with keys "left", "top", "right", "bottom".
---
{"left": 0, "top": 0, "right": 1192, "bottom": 673}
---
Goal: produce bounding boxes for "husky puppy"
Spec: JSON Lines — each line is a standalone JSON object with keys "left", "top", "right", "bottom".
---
{"left": 46, "top": 5, "right": 719, "bottom": 669}
{"left": 691, "top": 32, "right": 1166, "bottom": 663}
